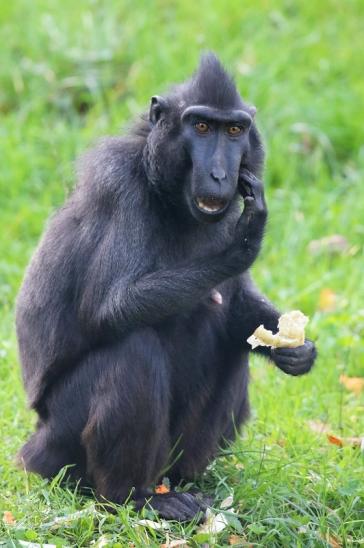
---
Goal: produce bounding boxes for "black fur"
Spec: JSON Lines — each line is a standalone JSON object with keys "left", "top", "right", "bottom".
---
{"left": 16, "top": 53, "right": 316, "bottom": 521}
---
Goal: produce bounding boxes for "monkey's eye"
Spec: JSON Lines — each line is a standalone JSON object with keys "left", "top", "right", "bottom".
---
{"left": 195, "top": 121, "right": 209, "bottom": 134}
{"left": 227, "top": 125, "right": 243, "bottom": 136}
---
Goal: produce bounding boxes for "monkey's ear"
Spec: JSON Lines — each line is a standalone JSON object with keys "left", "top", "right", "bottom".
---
{"left": 249, "top": 105, "right": 257, "bottom": 118}
{"left": 149, "top": 95, "right": 168, "bottom": 125}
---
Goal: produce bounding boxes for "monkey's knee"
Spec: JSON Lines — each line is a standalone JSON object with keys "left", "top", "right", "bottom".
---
{"left": 82, "top": 408, "right": 169, "bottom": 501}
{"left": 18, "top": 429, "right": 82, "bottom": 481}
{"left": 18, "top": 431, "right": 58, "bottom": 478}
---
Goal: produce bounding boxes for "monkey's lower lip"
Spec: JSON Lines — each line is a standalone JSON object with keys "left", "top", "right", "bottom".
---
{"left": 195, "top": 197, "right": 228, "bottom": 214}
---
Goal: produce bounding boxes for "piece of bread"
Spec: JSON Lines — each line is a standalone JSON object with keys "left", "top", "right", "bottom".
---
{"left": 247, "top": 310, "right": 309, "bottom": 349}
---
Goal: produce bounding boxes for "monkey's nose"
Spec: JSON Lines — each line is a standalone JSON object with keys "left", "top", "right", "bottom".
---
{"left": 210, "top": 167, "right": 226, "bottom": 182}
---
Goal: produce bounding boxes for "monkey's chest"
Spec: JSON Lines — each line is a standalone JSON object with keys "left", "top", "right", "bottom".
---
{"left": 157, "top": 297, "right": 246, "bottom": 440}
{"left": 158, "top": 293, "right": 237, "bottom": 383}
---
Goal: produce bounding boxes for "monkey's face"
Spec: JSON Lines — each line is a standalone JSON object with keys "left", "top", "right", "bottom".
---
{"left": 181, "top": 105, "right": 253, "bottom": 223}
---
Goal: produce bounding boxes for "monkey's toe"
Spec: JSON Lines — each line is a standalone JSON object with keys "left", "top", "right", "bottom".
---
{"left": 135, "top": 491, "right": 208, "bottom": 522}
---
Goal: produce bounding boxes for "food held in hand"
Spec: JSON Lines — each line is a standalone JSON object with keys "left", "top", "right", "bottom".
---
{"left": 247, "top": 310, "right": 309, "bottom": 349}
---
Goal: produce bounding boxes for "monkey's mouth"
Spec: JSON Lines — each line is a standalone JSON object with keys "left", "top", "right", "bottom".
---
{"left": 195, "top": 196, "right": 228, "bottom": 214}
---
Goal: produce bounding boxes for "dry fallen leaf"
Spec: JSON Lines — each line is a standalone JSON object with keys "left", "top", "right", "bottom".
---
{"left": 318, "top": 288, "right": 337, "bottom": 312}
{"left": 229, "top": 534, "right": 252, "bottom": 546}
{"left": 307, "top": 421, "right": 363, "bottom": 450}
{"left": 324, "top": 533, "right": 342, "bottom": 548}
{"left": 308, "top": 235, "right": 349, "bottom": 256}
{"left": 220, "top": 494, "right": 234, "bottom": 509}
{"left": 327, "top": 434, "right": 344, "bottom": 447}
{"left": 3, "top": 511, "right": 16, "bottom": 525}
{"left": 339, "top": 374, "right": 364, "bottom": 396}
{"left": 197, "top": 508, "right": 229, "bottom": 535}
{"left": 155, "top": 483, "right": 170, "bottom": 494}
{"left": 327, "top": 434, "right": 364, "bottom": 449}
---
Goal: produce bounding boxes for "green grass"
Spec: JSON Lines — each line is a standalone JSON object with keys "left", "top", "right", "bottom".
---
{"left": 1, "top": 0, "right": 364, "bottom": 546}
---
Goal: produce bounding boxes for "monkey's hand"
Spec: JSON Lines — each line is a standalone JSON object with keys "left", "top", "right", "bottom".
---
{"left": 236, "top": 168, "right": 267, "bottom": 231}
{"left": 271, "top": 339, "right": 317, "bottom": 376}
{"left": 228, "top": 169, "right": 267, "bottom": 274}
{"left": 238, "top": 168, "right": 266, "bottom": 209}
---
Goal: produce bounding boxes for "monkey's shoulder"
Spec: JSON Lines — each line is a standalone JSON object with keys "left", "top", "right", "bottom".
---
{"left": 74, "top": 135, "right": 146, "bottom": 201}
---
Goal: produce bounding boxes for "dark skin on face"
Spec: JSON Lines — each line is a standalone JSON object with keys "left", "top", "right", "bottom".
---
{"left": 181, "top": 106, "right": 253, "bottom": 223}
{"left": 16, "top": 53, "right": 316, "bottom": 523}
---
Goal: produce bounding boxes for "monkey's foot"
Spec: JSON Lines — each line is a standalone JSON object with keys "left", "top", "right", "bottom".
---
{"left": 135, "top": 491, "right": 208, "bottom": 522}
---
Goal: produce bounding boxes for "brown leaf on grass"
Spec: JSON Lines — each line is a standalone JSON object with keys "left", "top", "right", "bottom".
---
{"left": 318, "top": 288, "right": 337, "bottom": 312}
{"left": 324, "top": 533, "right": 342, "bottom": 548}
{"left": 327, "top": 434, "right": 364, "bottom": 449}
{"left": 327, "top": 434, "right": 344, "bottom": 447}
{"left": 308, "top": 235, "right": 349, "bottom": 256}
{"left": 307, "top": 421, "right": 363, "bottom": 450}
{"left": 155, "top": 483, "right": 170, "bottom": 494}
{"left": 3, "top": 511, "right": 16, "bottom": 525}
{"left": 229, "top": 534, "right": 253, "bottom": 546}
{"left": 339, "top": 374, "right": 364, "bottom": 396}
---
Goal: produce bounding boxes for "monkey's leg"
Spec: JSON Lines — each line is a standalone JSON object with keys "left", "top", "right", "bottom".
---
{"left": 18, "top": 358, "right": 95, "bottom": 482}
{"left": 168, "top": 354, "right": 250, "bottom": 487}
{"left": 82, "top": 328, "right": 207, "bottom": 521}
{"left": 219, "top": 356, "right": 250, "bottom": 444}
{"left": 18, "top": 426, "right": 85, "bottom": 482}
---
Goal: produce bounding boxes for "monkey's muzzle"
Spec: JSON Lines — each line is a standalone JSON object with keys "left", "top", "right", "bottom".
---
{"left": 195, "top": 196, "right": 228, "bottom": 214}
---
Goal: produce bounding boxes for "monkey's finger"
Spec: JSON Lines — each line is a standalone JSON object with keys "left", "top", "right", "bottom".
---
{"left": 239, "top": 168, "right": 260, "bottom": 185}
{"left": 234, "top": 199, "right": 256, "bottom": 236}
{"left": 277, "top": 363, "right": 314, "bottom": 376}
{"left": 272, "top": 344, "right": 316, "bottom": 360}
{"left": 271, "top": 341, "right": 317, "bottom": 362}
{"left": 274, "top": 356, "right": 316, "bottom": 370}
{"left": 239, "top": 169, "right": 262, "bottom": 191}
{"left": 147, "top": 492, "right": 203, "bottom": 521}
{"left": 238, "top": 180, "right": 253, "bottom": 198}
{"left": 172, "top": 493, "right": 206, "bottom": 521}
{"left": 243, "top": 196, "right": 255, "bottom": 206}
{"left": 273, "top": 346, "right": 316, "bottom": 363}
{"left": 276, "top": 357, "right": 315, "bottom": 368}
{"left": 239, "top": 181, "right": 266, "bottom": 215}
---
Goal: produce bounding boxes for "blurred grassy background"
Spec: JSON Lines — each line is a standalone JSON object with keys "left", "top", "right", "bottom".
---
{"left": 1, "top": 0, "right": 363, "bottom": 545}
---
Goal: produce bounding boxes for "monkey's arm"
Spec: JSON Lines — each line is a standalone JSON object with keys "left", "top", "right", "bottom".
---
{"left": 228, "top": 274, "right": 279, "bottom": 352}
{"left": 228, "top": 275, "right": 316, "bottom": 376}
{"left": 79, "top": 167, "right": 267, "bottom": 338}
{"left": 80, "top": 244, "right": 258, "bottom": 339}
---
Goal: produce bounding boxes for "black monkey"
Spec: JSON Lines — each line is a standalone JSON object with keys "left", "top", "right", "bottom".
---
{"left": 16, "top": 53, "right": 316, "bottom": 521}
